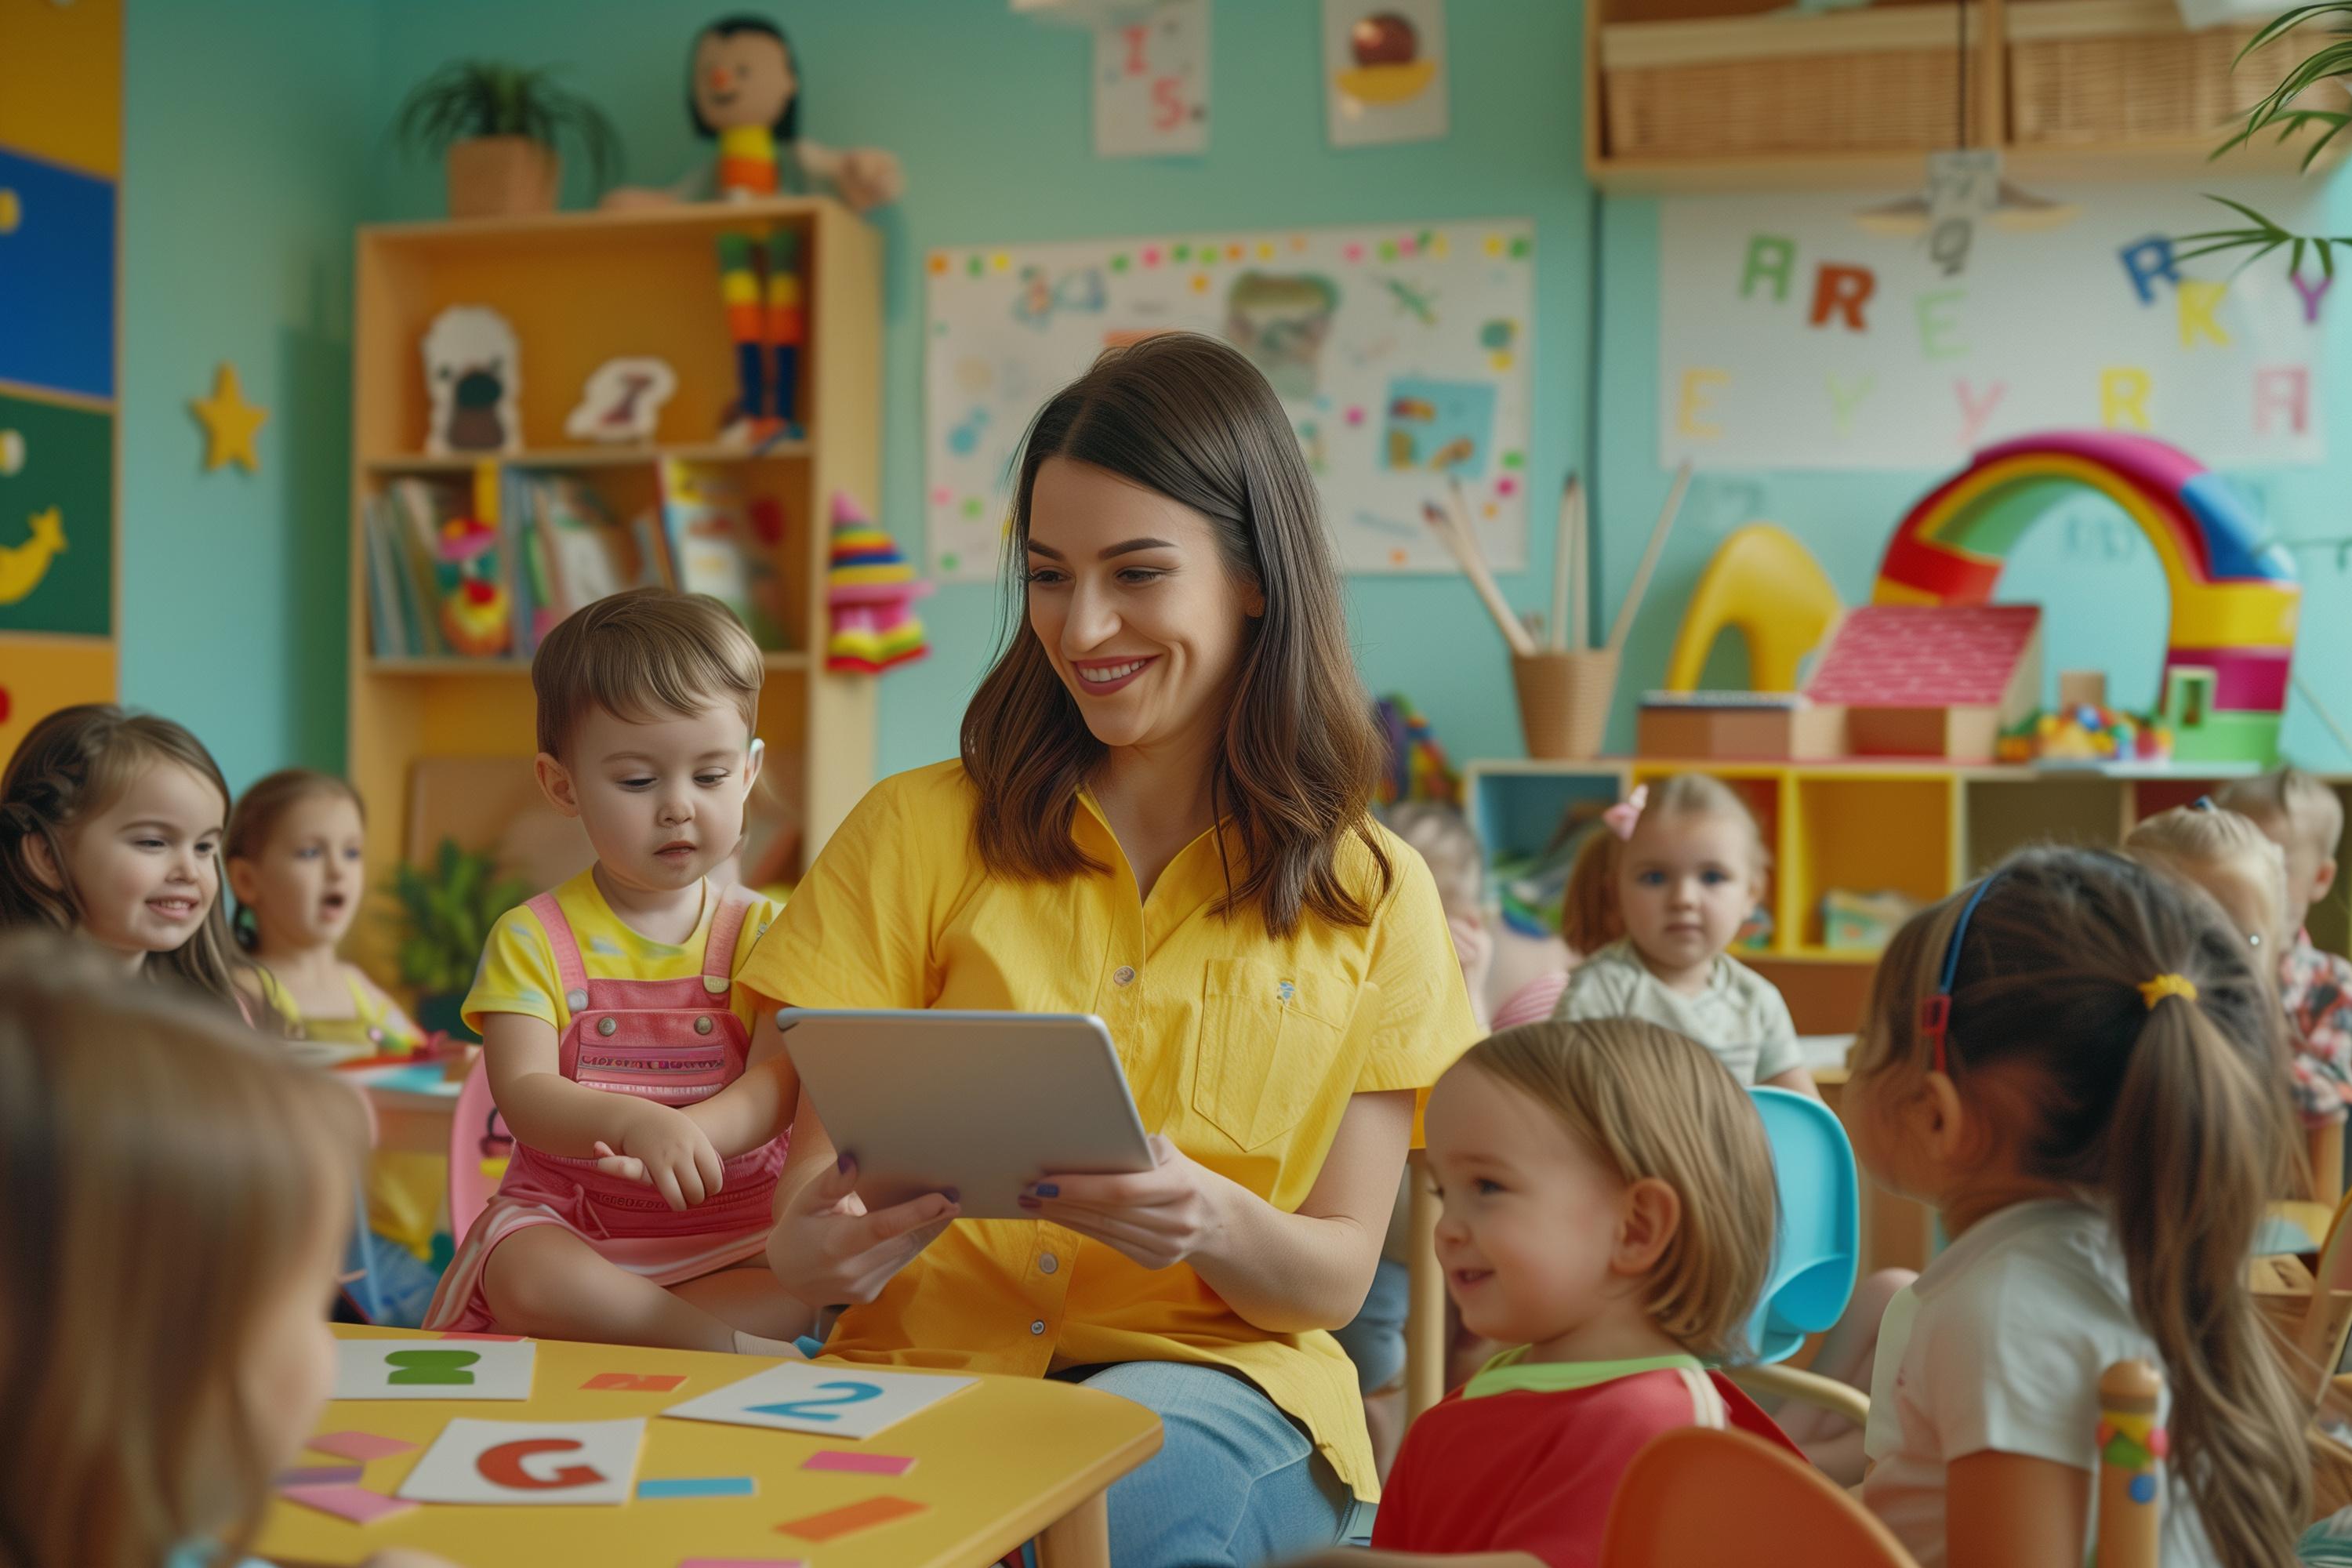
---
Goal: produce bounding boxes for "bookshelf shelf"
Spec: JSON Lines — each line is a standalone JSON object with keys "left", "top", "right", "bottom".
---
{"left": 349, "top": 195, "right": 883, "bottom": 978}
{"left": 362, "top": 440, "right": 813, "bottom": 474}
{"left": 365, "top": 658, "right": 534, "bottom": 677}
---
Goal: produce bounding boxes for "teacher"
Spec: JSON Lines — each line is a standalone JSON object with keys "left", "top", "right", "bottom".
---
{"left": 743, "top": 332, "right": 1478, "bottom": 1568}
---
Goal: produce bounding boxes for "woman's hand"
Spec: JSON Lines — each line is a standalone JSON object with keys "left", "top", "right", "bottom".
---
{"left": 766, "top": 1155, "right": 960, "bottom": 1308}
{"left": 1021, "top": 1135, "right": 1223, "bottom": 1270}
{"left": 601, "top": 1100, "right": 725, "bottom": 1212}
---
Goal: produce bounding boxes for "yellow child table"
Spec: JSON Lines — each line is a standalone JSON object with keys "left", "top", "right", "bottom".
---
{"left": 260, "top": 1326, "right": 1163, "bottom": 1568}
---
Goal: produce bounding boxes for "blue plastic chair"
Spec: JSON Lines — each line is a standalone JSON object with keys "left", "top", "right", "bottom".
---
{"left": 1745, "top": 1086, "right": 1860, "bottom": 1365}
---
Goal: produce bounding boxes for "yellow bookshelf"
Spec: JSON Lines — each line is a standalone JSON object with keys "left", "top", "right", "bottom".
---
{"left": 347, "top": 196, "right": 884, "bottom": 978}
{"left": 1468, "top": 756, "right": 2352, "bottom": 1271}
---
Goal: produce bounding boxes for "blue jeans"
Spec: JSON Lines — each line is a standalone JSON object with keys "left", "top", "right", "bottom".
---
{"left": 1330, "top": 1257, "right": 1410, "bottom": 1394}
{"left": 1071, "top": 1361, "right": 1355, "bottom": 1568}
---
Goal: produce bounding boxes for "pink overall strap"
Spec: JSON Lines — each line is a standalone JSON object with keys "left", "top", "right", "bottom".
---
{"left": 700, "top": 884, "right": 758, "bottom": 997}
{"left": 526, "top": 891, "right": 590, "bottom": 1006}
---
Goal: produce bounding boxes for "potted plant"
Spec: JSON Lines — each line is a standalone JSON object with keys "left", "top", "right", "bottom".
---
{"left": 2179, "top": 5, "right": 2352, "bottom": 273}
{"left": 393, "top": 60, "right": 621, "bottom": 220}
{"left": 390, "top": 837, "right": 530, "bottom": 1042}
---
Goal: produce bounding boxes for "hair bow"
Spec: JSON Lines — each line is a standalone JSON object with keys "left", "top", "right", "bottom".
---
{"left": 1602, "top": 785, "right": 1649, "bottom": 843}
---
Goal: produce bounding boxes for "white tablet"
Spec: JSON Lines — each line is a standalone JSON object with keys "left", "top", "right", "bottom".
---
{"left": 777, "top": 1007, "right": 1156, "bottom": 1220}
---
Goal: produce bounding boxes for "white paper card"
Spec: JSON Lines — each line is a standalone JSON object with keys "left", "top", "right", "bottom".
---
{"left": 332, "top": 1338, "right": 536, "bottom": 1401}
{"left": 397, "top": 1417, "right": 644, "bottom": 1506}
{"left": 1323, "top": 0, "right": 1448, "bottom": 148}
{"left": 664, "top": 1363, "right": 976, "bottom": 1439}
{"left": 1094, "top": 0, "right": 1209, "bottom": 158}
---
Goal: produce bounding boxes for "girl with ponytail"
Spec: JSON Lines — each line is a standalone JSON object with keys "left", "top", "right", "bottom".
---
{"left": 1850, "top": 845, "right": 2308, "bottom": 1568}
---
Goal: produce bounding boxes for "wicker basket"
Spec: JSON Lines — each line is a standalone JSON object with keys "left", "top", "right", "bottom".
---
{"left": 1602, "top": 6, "right": 1987, "bottom": 159}
{"left": 2009, "top": 0, "right": 2312, "bottom": 145}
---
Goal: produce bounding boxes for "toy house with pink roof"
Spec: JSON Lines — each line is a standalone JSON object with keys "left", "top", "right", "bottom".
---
{"left": 1803, "top": 604, "right": 2043, "bottom": 763}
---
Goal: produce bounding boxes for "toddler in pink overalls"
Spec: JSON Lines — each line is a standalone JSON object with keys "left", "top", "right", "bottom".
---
{"left": 423, "top": 589, "right": 806, "bottom": 1356}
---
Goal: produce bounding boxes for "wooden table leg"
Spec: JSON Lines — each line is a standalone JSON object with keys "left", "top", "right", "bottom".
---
{"left": 1035, "top": 1490, "right": 1111, "bottom": 1568}
{"left": 1405, "top": 1149, "right": 1446, "bottom": 1421}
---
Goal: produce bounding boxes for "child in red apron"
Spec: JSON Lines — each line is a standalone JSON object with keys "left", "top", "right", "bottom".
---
{"left": 423, "top": 589, "right": 804, "bottom": 1355}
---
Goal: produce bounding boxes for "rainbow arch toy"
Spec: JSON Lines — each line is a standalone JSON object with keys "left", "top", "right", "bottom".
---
{"left": 1872, "top": 432, "right": 2299, "bottom": 763}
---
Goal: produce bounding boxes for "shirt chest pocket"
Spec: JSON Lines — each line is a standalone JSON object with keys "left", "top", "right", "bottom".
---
{"left": 1189, "top": 958, "right": 1364, "bottom": 1152}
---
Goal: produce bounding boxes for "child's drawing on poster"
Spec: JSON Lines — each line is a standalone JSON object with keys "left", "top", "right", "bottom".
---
{"left": 925, "top": 219, "right": 1534, "bottom": 580}
{"left": 1657, "top": 180, "right": 2327, "bottom": 470}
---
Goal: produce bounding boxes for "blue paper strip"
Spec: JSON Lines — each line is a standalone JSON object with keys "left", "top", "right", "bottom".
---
{"left": 637, "top": 1475, "right": 757, "bottom": 1501}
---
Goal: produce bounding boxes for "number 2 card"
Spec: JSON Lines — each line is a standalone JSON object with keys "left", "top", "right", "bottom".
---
{"left": 332, "top": 1338, "right": 536, "bottom": 1400}
{"left": 662, "top": 1363, "right": 975, "bottom": 1439}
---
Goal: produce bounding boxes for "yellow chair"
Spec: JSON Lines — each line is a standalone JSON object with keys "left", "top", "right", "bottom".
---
{"left": 1661, "top": 524, "right": 1842, "bottom": 695}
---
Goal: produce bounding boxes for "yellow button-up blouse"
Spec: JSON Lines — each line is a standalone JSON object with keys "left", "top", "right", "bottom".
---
{"left": 739, "top": 760, "right": 1479, "bottom": 1498}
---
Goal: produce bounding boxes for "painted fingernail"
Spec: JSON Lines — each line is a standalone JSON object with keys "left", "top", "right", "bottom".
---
{"left": 1033, "top": 1183, "right": 1059, "bottom": 1199}
{"left": 837, "top": 1152, "right": 854, "bottom": 1173}
{"left": 942, "top": 1188, "right": 960, "bottom": 1203}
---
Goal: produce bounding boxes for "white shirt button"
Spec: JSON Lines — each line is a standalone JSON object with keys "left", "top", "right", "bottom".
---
{"left": 1039, "top": 1254, "right": 1059, "bottom": 1275}
{"left": 1112, "top": 965, "right": 1137, "bottom": 987}
{"left": 1029, "top": 1319, "right": 1047, "bottom": 1336}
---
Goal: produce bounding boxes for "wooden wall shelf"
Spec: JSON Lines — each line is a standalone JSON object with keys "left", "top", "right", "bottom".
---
{"left": 1583, "top": 0, "right": 2348, "bottom": 191}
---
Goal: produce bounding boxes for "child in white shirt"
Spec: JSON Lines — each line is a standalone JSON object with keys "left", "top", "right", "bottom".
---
{"left": 1851, "top": 846, "right": 2308, "bottom": 1568}
{"left": 1548, "top": 775, "right": 1814, "bottom": 1095}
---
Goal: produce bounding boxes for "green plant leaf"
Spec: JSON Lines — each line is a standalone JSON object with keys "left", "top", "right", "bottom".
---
{"left": 389, "top": 57, "right": 623, "bottom": 191}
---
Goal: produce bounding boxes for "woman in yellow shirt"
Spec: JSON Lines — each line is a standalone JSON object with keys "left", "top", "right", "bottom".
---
{"left": 744, "top": 332, "right": 1478, "bottom": 1568}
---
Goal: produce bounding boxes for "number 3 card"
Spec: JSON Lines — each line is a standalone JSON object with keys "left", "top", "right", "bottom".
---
{"left": 332, "top": 1339, "right": 536, "bottom": 1400}
{"left": 664, "top": 1363, "right": 975, "bottom": 1439}
{"left": 397, "top": 1417, "right": 644, "bottom": 1505}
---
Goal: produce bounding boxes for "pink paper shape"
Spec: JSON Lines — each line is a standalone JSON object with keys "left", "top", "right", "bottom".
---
{"left": 279, "top": 1483, "right": 419, "bottom": 1525}
{"left": 803, "top": 1449, "right": 917, "bottom": 1477}
{"left": 306, "top": 1431, "right": 419, "bottom": 1461}
{"left": 279, "top": 1464, "right": 366, "bottom": 1486}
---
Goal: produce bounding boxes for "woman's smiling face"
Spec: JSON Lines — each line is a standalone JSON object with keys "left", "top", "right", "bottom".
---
{"left": 1022, "top": 457, "right": 1261, "bottom": 755}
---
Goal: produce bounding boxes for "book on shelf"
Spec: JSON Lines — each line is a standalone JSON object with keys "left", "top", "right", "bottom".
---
{"left": 527, "top": 474, "right": 641, "bottom": 619}
{"left": 659, "top": 458, "right": 789, "bottom": 652}
{"left": 363, "top": 474, "right": 508, "bottom": 662}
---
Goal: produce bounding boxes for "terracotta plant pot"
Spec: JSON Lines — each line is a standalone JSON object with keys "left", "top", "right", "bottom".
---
{"left": 444, "top": 136, "right": 560, "bottom": 220}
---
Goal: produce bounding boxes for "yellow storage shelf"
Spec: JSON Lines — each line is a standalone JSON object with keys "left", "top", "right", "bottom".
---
{"left": 1464, "top": 754, "right": 2352, "bottom": 1033}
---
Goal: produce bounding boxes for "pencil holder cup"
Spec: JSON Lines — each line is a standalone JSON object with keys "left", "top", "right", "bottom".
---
{"left": 1512, "top": 650, "right": 1619, "bottom": 760}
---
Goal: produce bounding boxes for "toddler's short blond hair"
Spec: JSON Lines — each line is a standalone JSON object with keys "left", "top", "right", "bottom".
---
{"left": 1460, "top": 1016, "right": 1777, "bottom": 1360}
{"left": 532, "top": 587, "right": 763, "bottom": 760}
{"left": 2219, "top": 767, "right": 2343, "bottom": 866}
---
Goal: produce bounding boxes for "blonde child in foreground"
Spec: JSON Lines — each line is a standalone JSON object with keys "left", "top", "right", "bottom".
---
{"left": 0, "top": 703, "right": 249, "bottom": 1012}
{"left": 1288, "top": 1017, "right": 1794, "bottom": 1568}
{"left": 1523, "top": 777, "right": 1817, "bottom": 1098}
{"left": 421, "top": 588, "right": 806, "bottom": 1355}
{"left": 0, "top": 931, "right": 453, "bottom": 1568}
{"left": 2218, "top": 768, "right": 2352, "bottom": 1125}
{"left": 1853, "top": 845, "right": 2308, "bottom": 1568}
{"left": 226, "top": 768, "right": 423, "bottom": 1063}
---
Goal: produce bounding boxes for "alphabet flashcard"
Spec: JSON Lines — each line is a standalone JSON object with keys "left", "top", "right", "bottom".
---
{"left": 396, "top": 1417, "right": 646, "bottom": 1506}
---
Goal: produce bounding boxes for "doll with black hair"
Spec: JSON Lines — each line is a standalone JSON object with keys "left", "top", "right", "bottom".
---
{"left": 604, "top": 14, "right": 902, "bottom": 445}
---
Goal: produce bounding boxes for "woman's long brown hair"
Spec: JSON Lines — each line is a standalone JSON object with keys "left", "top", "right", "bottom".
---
{"left": 0, "top": 704, "right": 249, "bottom": 1008}
{"left": 0, "top": 931, "right": 365, "bottom": 1568}
{"left": 960, "top": 332, "right": 1390, "bottom": 936}
{"left": 1851, "top": 846, "right": 2309, "bottom": 1568}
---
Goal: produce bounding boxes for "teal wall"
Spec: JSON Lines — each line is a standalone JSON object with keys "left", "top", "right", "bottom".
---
{"left": 362, "top": 0, "right": 1593, "bottom": 776}
{"left": 121, "top": 0, "right": 376, "bottom": 792}
{"left": 114, "top": 0, "right": 2352, "bottom": 794}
